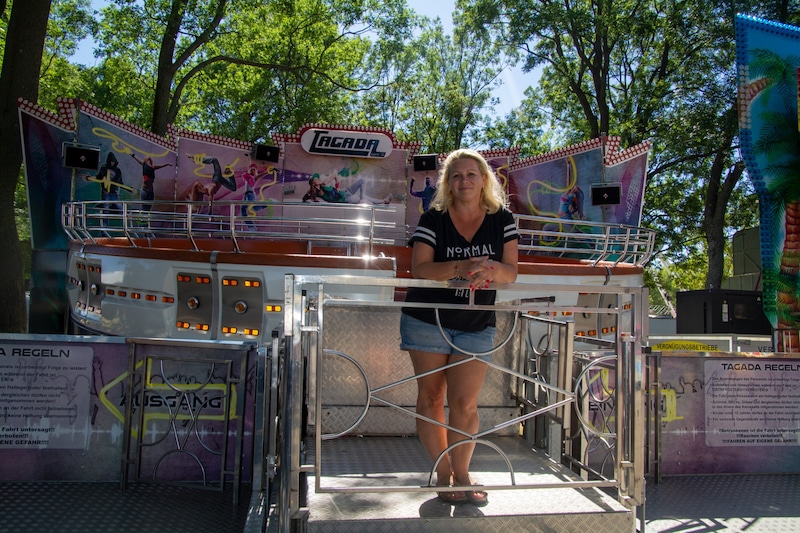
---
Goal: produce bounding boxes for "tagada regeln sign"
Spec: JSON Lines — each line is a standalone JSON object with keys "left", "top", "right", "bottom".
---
{"left": 300, "top": 128, "right": 393, "bottom": 159}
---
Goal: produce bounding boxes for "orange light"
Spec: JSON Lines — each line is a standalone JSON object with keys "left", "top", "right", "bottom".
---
{"left": 118, "top": 291, "right": 127, "bottom": 297}
{"left": 576, "top": 331, "right": 586, "bottom": 336}
{"left": 588, "top": 330, "right": 597, "bottom": 336}
{"left": 106, "top": 289, "right": 114, "bottom": 295}
{"left": 145, "top": 294, "right": 156, "bottom": 301}
{"left": 131, "top": 293, "right": 141, "bottom": 300}
{"left": 265, "top": 305, "right": 283, "bottom": 313}
{"left": 162, "top": 296, "right": 175, "bottom": 303}
{"left": 197, "top": 324, "right": 209, "bottom": 331}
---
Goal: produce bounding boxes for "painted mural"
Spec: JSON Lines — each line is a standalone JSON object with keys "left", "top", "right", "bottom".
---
{"left": 19, "top": 97, "right": 650, "bottom": 334}
{"left": 736, "top": 15, "right": 800, "bottom": 350}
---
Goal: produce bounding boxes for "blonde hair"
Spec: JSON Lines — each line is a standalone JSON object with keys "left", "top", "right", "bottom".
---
{"left": 429, "top": 149, "right": 506, "bottom": 214}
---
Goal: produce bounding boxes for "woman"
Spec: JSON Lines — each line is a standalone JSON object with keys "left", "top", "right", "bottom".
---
{"left": 400, "top": 149, "right": 519, "bottom": 507}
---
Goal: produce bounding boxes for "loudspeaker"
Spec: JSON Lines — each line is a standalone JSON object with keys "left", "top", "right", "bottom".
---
{"left": 413, "top": 154, "right": 437, "bottom": 172}
{"left": 252, "top": 144, "right": 280, "bottom": 162}
{"left": 63, "top": 143, "right": 101, "bottom": 170}
{"left": 591, "top": 184, "right": 622, "bottom": 206}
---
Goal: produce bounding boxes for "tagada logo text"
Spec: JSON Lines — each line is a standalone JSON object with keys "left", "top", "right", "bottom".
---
{"left": 300, "top": 129, "right": 392, "bottom": 159}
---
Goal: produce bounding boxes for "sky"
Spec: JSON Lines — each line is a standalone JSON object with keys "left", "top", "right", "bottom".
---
{"left": 71, "top": 0, "right": 537, "bottom": 119}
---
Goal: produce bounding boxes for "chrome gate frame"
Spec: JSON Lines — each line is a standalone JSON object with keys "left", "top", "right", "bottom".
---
{"left": 273, "top": 274, "right": 648, "bottom": 532}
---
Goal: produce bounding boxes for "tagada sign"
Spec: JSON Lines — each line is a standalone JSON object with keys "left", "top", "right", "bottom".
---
{"left": 300, "top": 128, "right": 392, "bottom": 159}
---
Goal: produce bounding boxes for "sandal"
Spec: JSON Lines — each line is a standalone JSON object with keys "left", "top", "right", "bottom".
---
{"left": 467, "top": 489, "right": 488, "bottom": 507}
{"left": 437, "top": 489, "right": 468, "bottom": 505}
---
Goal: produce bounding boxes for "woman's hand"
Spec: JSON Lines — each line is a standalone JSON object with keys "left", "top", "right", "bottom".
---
{"left": 465, "top": 256, "right": 493, "bottom": 290}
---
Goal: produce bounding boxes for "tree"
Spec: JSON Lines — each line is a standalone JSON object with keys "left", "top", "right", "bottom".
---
{"left": 87, "top": 0, "right": 414, "bottom": 137}
{"left": 355, "top": 16, "right": 509, "bottom": 152}
{"left": 460, "top": 0, "right": 761, "bottom": 290}
{"left": 0, "top": 0, "right": 53, "bottom": 332}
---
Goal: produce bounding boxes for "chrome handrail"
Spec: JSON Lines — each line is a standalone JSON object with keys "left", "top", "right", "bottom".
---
{"left": 62, "top": 201, "right": 656, "bottom": 266}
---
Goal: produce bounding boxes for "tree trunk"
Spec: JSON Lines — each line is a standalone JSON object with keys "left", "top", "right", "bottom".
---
{"left": 0, "top": 0, "right": 53, "bottom": 332}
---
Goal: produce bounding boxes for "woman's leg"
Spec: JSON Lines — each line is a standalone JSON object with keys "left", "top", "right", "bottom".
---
{"left": 409, "top": 349, "right": 452, "bottom": 486}
{"left": 446, "top": 357, "right": 488, "bottom": 486}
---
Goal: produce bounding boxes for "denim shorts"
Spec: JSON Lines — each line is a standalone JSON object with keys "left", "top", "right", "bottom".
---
{"left": 399, "top": 312, "right": 496, "bottom": 362}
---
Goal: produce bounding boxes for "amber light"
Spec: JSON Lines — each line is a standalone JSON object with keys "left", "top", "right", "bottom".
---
{"left": 265, "top": 304, "right": 283, "bottom": 312}
{"left": 162, "top": 296, "right": 175, "bottom": 303}
{"left": 177, "top": 274, "right": 191, "bottom": 282}
{"left": 177, "top": 321, "right": 190, "bottom": 329}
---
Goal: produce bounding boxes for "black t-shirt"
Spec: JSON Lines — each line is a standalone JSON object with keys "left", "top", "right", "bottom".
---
{"left": 402, "top": 207, "right": 520, "bottom": 331}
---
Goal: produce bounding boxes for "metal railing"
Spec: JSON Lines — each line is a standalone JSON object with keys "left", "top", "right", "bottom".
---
{"left": 61, "top": 200, "right": 401, "bottom": 254}
{"left": 62, "top": 201, "right": 656, "bottom": 266}
{"left": 515, "top": 213, "right": 656, "bottom": 266}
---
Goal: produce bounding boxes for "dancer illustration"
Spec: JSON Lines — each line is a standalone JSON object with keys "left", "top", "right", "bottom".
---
{"left": 186, "top": 154, "right": 238, "bottom": 203}
{"left": 130, "top": 153, "right": 171, "bottom": 212}
{"left": 240, "top": 163, "right": 271, "bottom": 226}
{"left": 85, "top": 152, "right": 137, "bottom": 214}
{"left": 410, "top": 176, "right": 437, "bottom": 211}
{"left": 302, "top": 174, "right": 390, "bottom": 204}
{"left": 558, "top": 185, "right": 584, "bottom": 220}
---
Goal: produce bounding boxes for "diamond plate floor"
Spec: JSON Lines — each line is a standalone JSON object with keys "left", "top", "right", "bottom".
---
{"left": 642, "top": 473, "right": 800, "bottom": 533}
{"left": 0, "top": 481, "right": 251, "bottom": 533}
{"left": 287, "top": 435, "right": 633, "bottom": 533}
{"left": 2, "top": 466, "right": 800, "bottom": 532}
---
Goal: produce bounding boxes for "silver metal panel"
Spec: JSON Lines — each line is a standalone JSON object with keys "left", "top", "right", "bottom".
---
{"left": 315, "top": 305, "right": 522, "bottom": 437}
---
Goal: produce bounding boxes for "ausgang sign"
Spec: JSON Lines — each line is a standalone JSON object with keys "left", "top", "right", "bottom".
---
{"left": 300, "top": 128, "right": 392, "bottom": 159}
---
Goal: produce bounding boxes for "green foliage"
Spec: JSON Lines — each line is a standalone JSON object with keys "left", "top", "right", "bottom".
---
{"left": 82, "top": 0, "right": 416, "bottom": 136}
{"left": 352, "top": 15, "right": 509, "bottom": 152}
{"left": 459, "top": 0, "right": 775, "bottom": 291}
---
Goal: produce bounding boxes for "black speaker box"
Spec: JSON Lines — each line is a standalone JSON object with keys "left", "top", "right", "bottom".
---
{"left": 413, "top": 154, "right": 437, "bottom": 172}
{"left": 63, "top": 143, "right": 101, "bottom": 170}
{"left": 590, "top": 184, "right": 622, "bottom": 206}
{"left": 252, "top": 144, "right": 280, "bottom": 162}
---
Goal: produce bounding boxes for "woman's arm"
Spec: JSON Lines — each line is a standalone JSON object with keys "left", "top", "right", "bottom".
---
{"left": 410, "top": 239, "right": 518, "bottom": 286}
{"left": 411, "top": 242, "right": 462, "bottom": 281}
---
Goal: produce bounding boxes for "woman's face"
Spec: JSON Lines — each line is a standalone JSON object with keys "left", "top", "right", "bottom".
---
{"left": 448, "top": 158, "right": 484, "bottom": 200}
